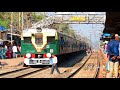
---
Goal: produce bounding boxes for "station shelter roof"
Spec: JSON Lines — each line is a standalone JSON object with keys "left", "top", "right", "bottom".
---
{"left": 0, "top": 26, "right": 6, "bottom": 31}
{"left": 102, "top": 33, "right": 110, "bottom": 37}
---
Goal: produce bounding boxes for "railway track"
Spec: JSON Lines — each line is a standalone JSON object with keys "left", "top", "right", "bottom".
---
{"left": 93, "top": 52, "right": 100, "bottom": 78}
{"left": 97, "top": 49, "right": 107, "bottom": 78}
{"left": 67, "top": 51, "right": 100, "bottom": 78}
{"left": 0, "top": 66, "right": 49, "bottom": 78}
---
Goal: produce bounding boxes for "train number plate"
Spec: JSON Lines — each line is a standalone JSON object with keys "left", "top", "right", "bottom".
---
{"left": 38, "top": 60, "right": 41, "bottom": 63}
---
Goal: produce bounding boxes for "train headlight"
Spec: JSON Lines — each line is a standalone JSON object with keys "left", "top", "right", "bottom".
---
{"left": 26, "top": 53, "right": 31, "bottom": 58}
{"left": 46, "top": 53, "right": 51, "bottom": 58}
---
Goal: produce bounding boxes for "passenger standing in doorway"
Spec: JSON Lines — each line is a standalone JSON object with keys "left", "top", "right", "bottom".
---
{"left": 60, "top": 37, "right": 65, "bottom": 50}
{"left": 46, "top": 53, "right": 60, "bottom": 74}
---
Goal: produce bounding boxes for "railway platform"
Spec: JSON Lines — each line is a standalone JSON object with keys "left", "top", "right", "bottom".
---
{"left": 96, "top": 47, "right": 109, "bottom": 78}
{"left": 0, "top": 57, "right": 24, "bottom": 69}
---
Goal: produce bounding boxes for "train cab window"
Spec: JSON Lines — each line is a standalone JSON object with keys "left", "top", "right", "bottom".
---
{"left": 24, "top": 37, "right": 31, "bottom": 43}
{"left": 35, "top": 34, "right": 43, "bottom": 44}
{"left": 47, "top": 36, "right": 55, "bottom": 43}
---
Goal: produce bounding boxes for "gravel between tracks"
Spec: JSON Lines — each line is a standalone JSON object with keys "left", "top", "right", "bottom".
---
{"left": 0, "top": 57, "right": 24, "bottom": 69}
{"left": 71, "top": 53, "right": 98, "bottom": 78}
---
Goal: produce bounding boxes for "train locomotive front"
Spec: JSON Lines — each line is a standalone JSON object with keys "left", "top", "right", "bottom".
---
{"left": 21, "top": 28, "right": 59, "bottom": 66}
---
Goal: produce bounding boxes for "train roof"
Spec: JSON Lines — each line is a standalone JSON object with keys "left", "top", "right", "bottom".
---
{"left": 23, "top": 28, "right": 57, "bottom": 33}
{"left": 22, "top": 28, "right": 83, "bottom": 42}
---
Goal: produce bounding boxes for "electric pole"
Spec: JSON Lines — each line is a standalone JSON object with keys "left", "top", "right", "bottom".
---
{"left": 21, "top": 12, "right": 24, "bottom": 37}
{"left": 10, "top": 12, "right": 13, "bottom": 45}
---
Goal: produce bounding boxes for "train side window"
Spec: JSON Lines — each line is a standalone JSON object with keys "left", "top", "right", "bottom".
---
{"left": 24, "top": 37, "right": 31, "bottom": 43}
{"left": 47, "top": 36, "right": 55, "bottom": 43}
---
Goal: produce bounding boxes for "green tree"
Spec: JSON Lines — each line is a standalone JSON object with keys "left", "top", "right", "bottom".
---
{"left": 68, "top": 28, "right": 76, "bottom": 37}
{"left": 0, "top": 12, "right": 11, "bottom": 29}
{"left": 0, "top": 18, "right": 10, "bottom": 29}
{"left": 49, "top": 23, "right": 76, "bottom": 38}
{"left": 32, "top": 12, "right": 45, "bottom": 22}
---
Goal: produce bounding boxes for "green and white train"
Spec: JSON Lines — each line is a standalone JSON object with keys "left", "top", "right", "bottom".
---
{"left": 21, "top": 28, "right": 88, "bottom": 66}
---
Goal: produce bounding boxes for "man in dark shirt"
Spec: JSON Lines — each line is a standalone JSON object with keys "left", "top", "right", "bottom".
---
{"left": 106, "top": 34, "right": 119, "bottom": 78}
{"left": 0, "top": 45, "right": 6, "bottom": 59}
{"left": 59, "top": 37, "right": 65, "bottom": 50}
{"left": 115, "top": 34, "right": 120, "bottom": 77}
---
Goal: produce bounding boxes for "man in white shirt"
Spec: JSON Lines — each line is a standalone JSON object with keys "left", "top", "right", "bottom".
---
{"left": 12, "top": 44, "right": 18, "bottom": 58}
{"left": 46, "top": 53, "right": 60, "bottom": 74}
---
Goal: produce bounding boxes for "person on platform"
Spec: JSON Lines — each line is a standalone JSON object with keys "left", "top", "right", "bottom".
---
{"left": 0, "top": 45, "right": 6, "bottom": 59}
{"left": 106, "top": 33, "right": 119, "bottom": 78}
{"left": 12, "top": 44, "right": 18, "bottom": 58}
{"left": 115, "top": 34, "right": 120, "bottom": 77}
